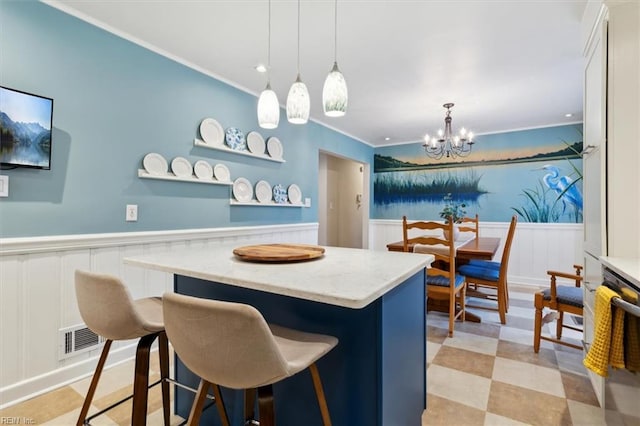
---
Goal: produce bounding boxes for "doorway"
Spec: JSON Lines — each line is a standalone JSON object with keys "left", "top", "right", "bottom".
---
{"left": 318, "top": 152, "right": 369, "bottom": 248}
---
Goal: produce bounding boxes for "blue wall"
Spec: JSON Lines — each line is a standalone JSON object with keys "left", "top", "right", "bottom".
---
{"left": 0, "top": 1, "right": 373, "bottom": 238}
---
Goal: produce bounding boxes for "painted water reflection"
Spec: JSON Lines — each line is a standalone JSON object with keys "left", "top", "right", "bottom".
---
{"left": 373, "top": 160, "right": 582, "bottom": 223}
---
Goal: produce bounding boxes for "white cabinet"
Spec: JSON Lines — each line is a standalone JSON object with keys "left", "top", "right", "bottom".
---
{"left": 582, "top": 252, "right": 605, "bottom": 406}
{"left": 581, "top": 1, "right": 608, "bottom": 408}
{"left": 582, "top": 7, "right": 607, "bottom": 258}
{"left": 581, "top": 0, "right": 640, "bottom": 409}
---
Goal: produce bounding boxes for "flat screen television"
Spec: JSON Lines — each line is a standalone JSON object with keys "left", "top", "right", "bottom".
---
{"left": 0, "top": 86, "right": 54, "bottom": 170}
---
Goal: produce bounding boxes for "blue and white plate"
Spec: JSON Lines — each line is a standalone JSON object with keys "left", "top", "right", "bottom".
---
{"left": 272, "top": 184, "right": 287, "bottom": 204}
{"left": 225, "top": 127, "right": 247, "bottom": 151}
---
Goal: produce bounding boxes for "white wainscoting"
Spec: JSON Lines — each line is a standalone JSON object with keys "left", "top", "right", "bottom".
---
{"left": 1, "top": 220, "right": 582, "bottom": 407}
{"left": 0, "top": 223, "right": 318, "bottom": 408}
{"left": 368, "top": 219, "right": 584, "bottom": 287}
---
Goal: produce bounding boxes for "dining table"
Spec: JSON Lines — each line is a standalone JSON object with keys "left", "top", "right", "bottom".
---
{"left": 387, "top": 236, "right": 501, "bottom": 322}
{"left": 386, "top": 236, "right": 501, "bottom": 262}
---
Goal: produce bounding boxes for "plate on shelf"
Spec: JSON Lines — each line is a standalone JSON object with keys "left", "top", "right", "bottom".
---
{"left": 199, "top": 118, "right": 224, "bottom": 145}
{"left": 225, "top": 127, "right": 247, "bottom": 151}
{"left": 213, "top": 163, "right": 231, "bottom": 182}
{"left": 233, "top": 177, "right": 253, "bottom": 202}
{"left": 287, "top": 184, "right": 302, "bottom": 204}
{"left": 193, "top": 160, "right": 213, "bottom": 180}
{"left": 246, "top": 131, "right": 266, "bottom": 154}
{"left": 272, "top": 184, "right": 287, "bottom": 204}
{"left": 255, "top": 180, "right": 272, "bottom": 203}
{"left": 171, "top": 157, "right": 192, "bottom": 178}
{"left": 143, "top": 153, "right": 168, "bottom": 176}
{"left": 266, "top": 137, "right": 283, "bottom": 159}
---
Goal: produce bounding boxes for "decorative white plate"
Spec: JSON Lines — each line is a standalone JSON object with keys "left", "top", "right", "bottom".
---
{"left": 272, "top": 184, "right": 287, "bottom": 204}
{"left": 246, "top": 131, "right": 266, "bottom": 154}
{"left": 213, "top": 163, "right": 231, "bottom": 182}
{"left": 143, "top": 153, "right": 168, "bottom": 176}
{"left": 171, "top": 157, "right": 192, "bottom": 178}
{"left": 267, "top": 137, "right": 283, "bottom": 159}
{"left": 193, "top": 160, "right": 213, "bottom": 180}
{"left": 287, "top": 184, "right": 302, "bottom": 204}
{"left": 199, "top": 118, "right": 224, "bottom": 145}
{"left": 225, "top": 127, "right": 247, "bottom": 151}
{"left": 233, "top": 177, "right": 253, "bottom": 202}
{"left": 255, "top": 180, "right": 272, "bottom": 203}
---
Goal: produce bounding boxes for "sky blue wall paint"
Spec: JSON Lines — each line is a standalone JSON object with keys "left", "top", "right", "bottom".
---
{"left": 0, "top": 1, "right": 373, "bottom": 238}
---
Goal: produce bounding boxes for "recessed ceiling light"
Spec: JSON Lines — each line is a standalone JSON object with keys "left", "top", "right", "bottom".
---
{"left": 255, "top": 64, "right": 267, "bottom": 73}
{"left": 384, "top": 137, "right": 391, "bottom": 141}
{"left": 565, "top": 113, "right": 573, "bottom": 118}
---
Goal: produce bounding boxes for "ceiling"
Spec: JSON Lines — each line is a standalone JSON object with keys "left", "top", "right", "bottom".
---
{"left": 45, "top": 0, "right": 587, "bottom": 147}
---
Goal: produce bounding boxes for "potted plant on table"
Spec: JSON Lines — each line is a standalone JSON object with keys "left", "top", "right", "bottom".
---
{"left": 439, "top": 193, "right": 467, "bottom": 241}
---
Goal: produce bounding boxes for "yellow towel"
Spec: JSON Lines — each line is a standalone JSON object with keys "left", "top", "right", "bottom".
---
{"left": 626, "top": 315, "right": 640, "bottom": 372}
{"left": 609, "top": 305, "right": 625, "bottom": 369}
{"left": 583, "top": 286, "right": 622, "bottom": 377}
{"left": 621, "top": 287, "right": 640, "bottom": 372}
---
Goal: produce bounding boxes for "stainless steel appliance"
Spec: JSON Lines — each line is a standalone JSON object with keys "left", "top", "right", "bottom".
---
{"left": 600, "top": 266, "right": 640, "bottom": 422}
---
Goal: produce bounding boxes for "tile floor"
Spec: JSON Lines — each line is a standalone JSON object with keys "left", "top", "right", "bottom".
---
{"left": 1, "top": 284, "right": 638, "bottom": 425}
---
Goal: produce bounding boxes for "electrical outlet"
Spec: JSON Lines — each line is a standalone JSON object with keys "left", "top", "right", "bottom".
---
{"left": 126, "top": 204, "right": 138, "bottom": 222}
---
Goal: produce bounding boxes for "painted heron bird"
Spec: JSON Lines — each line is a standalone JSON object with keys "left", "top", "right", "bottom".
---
{"left": 540, "top": 165, "right": 583, "bottom": 213}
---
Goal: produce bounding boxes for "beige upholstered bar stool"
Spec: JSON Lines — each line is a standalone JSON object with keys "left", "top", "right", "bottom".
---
{"left": 163, "top": 292, "right": 338, "bottom": 426}
{"left": 74, "top": 270, "right": 170, "bottom": 426}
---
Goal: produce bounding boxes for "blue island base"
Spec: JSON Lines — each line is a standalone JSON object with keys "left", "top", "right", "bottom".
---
{"left": 174, "top": 268, "right": 426, "bottom": 425}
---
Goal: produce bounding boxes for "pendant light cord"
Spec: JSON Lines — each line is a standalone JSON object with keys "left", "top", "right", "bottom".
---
{"left": 297, "top": 0, "right": 301, "bottom": 74}
{"left": 334, "top": 0, "right": 338, "bottom": 62}
{"left": 267, "top": 0, "right": 271, "bottom": 80}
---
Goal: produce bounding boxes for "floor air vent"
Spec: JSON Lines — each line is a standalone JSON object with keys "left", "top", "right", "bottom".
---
{"left": 59, "top": 324, "right": 105, "bottom": 360}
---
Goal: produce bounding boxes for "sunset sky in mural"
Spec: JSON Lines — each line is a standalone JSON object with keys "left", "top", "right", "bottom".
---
{"left": 376, "top": 123, "right": 582, "bottom": 166}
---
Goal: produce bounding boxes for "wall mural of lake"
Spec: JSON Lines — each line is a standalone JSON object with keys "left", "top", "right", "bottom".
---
{"left": 373, "top": 124, "right": 583, "bottom": 223}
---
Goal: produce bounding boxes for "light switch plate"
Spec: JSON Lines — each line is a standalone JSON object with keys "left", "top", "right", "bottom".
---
{"left": 126, "top": 204, "right": 138, "bottom": 221}
{"left": 0, "top": 175, "right": 8, "bottom": 197}
{"left": 304, "top": 197, "right": 311, "bottom": 207}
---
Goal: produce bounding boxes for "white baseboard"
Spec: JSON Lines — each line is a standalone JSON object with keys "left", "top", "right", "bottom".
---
{"left": 0, "top": 343, "right": 138, "bottom": 410}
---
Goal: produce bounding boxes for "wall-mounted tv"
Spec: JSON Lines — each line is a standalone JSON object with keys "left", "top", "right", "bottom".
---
{"left": 0, "top": 86, "right": 54, "bottom": 170}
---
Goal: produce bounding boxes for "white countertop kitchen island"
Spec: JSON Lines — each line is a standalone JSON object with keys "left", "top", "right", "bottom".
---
{"left": 125, "top": 244, "right": 433, "bottom": 425}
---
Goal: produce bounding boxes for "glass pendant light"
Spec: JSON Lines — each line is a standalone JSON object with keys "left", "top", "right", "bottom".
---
{"left": 323, "top": 0, "right": 348, "bottom": 117}
{"left": 258, "top": 83, "right": 279, "bottom": 129}
{"left": 257, "top": 0, "right": 279, "bottom": 129}
{"left": 286, "top": 0, "right": 310, "bottom": 124}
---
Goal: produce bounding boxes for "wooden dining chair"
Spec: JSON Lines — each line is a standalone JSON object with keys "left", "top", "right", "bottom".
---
{"left": 457, "top": 215, "right": 517, "bottom": 324}
{"left": 402, "top": 216, "right": 466, "bottom": 337}
{"left": 533, "top": 265, "right": 583, "bottom": 352}
{"left": 457, "top": 214, "right": 479, "bottom": 236}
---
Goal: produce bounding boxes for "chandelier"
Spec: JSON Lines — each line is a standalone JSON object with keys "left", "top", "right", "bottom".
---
{"left": 423, "top": 103, "right": 475, "bottom": 159}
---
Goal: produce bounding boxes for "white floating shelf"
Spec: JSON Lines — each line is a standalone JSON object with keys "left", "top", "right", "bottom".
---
{"left": 230, "top": 199, "right": 307, "bottom": 208}
{"left": 138, "top": 169, "right": 233, "bottom": 186}
{"left": 194, "top": 139, "right": 286, "bottom": 163}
